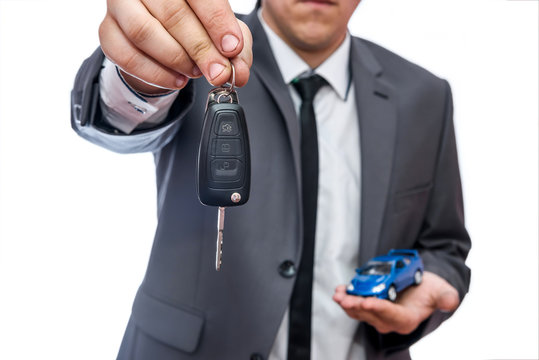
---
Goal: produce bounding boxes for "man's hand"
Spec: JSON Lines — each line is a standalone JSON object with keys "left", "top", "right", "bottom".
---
{"left": 99, "top": 0, "right": 253, "bottom": 93}
{"left": 333, "top": 271, "right": 460, "bottom": 334}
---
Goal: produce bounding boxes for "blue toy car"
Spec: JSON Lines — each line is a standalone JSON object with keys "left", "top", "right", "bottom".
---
{"left": 346, "top": 249, "right": 424, "bottom": 301}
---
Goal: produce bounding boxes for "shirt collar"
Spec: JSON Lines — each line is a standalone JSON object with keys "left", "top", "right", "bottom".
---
{"left": 257, "top": 9, "right": 351, "bottom": 100}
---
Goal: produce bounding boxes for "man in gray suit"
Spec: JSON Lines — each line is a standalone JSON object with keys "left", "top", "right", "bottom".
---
{"left": 71, "top": 0, "right": 471, "bottom": 359}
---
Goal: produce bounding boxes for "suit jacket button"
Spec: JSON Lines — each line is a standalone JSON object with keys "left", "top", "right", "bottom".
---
{"left": 250, "top": 353, "right": 264, "bottom": 360}
{"left": 278, "top": 260, "right": 296, "bottom": 278}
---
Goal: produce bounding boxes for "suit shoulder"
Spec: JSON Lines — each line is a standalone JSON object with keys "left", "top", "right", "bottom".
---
{"left": 354, "top": 37, "right": 447, "bottom": 90}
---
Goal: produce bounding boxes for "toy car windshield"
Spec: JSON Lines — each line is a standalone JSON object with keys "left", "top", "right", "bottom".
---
{"left": 357, "top": 262, "right": 392, "bottom": 275}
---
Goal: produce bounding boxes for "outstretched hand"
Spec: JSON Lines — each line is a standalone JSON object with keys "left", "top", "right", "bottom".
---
{"left": 99, "top": 0, "right": 253, "bottom": 93}
{"left": 333, "top": 271, "right": 460, "bottom": 334}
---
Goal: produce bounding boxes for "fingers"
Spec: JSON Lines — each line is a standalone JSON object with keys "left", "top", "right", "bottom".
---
{"left": 333, "top": 273, "right": 462, "bottom": 335}
{"left": 333, "top": 285, "right": 425, "bottom": 335}
{"left": 432, "top": 278, "right": 460, "bottom": 312}
{"left": 436, "top": 290, "right": 459, "bottom": 312}
{"left": 229, "top": 20, "right": 253, "bottom": 87}
{"left": 335, "top": 293, "right": 419, "bottom": 334}
{"left": 140, "top": 0, "right": 232, "bottom": 85}
{"left": 100, "top": 0, "right": 253, "bottom": 91}
{"left": 99, "top": 12, "right": 189, "bottom": 90}
{"left": 334, "top": 292, "right": 396, "bottom": 333}
{"left": 186, "top": 0, "right": 244, "bottom": 57}
{"left": 107, "top": 0, "right": 199, "bottom": 77}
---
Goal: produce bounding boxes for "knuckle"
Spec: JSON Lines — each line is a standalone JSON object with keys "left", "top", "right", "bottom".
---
{"left": 203, "top": 7, "right": 228, "bottom": 30}
{"left": 98, "top": 14, "right": 113, "bottom": 45}
{"left": 396, "top": 326, "right": 414, "bottom": 335}
{"left": 168, "top": 51, "right": 190, "bottom": 71}
{"left": 125, "top": 17, "right": 155, "bottom": 44}
{"left": 121, "top": 55, "right": 173, "bottom": 88}
{"left": 395, "top": 320, "right": 416, "bottom": 335}
{"left": 98, "top": 21, "right": 108, "bottom": 44}
{"left": 189, "top": 40, "right": 213, "bottom": 62}
{"left": 243, "top": 51, "right": 253, "bottom": 67}
{"left": 148, "top": 69, "right": 169, "bottom": 87}
{"left": 236, "top": 72, "right": 250, "bottom": 87}
{"left": 238, "top": 20, "right": 252, "bottom": 42}
{"left": 160, "top": 3, "right": 189, "bottom": 30}
{"left": 120, "top": 51, "right": 142, "bottom": 74}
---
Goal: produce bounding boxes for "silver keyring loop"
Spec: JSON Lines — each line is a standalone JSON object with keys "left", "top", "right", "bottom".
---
{"left": 228, "top": 63, "right": 236, "bottom": 94}
{"left": 216, "top": 92, "right": 233, "bottom": 104}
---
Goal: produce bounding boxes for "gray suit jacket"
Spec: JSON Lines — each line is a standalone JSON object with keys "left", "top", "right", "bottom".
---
{"left": 71, "top": 10, "right": 471, "bottom": 360}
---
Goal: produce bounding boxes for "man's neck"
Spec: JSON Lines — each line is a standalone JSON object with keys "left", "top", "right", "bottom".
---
{"left": 260, "top": 8, "right": 346, "bottom": 69}
{"left": 287, "top": 34, "right": 347, "bottom": 69}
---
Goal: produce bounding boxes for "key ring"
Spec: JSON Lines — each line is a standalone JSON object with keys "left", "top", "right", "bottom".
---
{"left": 217, "top": 63, "right": 236, "bottom": 101}
{"left": 226, "top": 62, "right": 236, "bottom": 93}
{"left": 206, "top": 63, "right": 239, "bottom": 108}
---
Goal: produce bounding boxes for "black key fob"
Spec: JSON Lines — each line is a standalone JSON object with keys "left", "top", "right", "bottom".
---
{"left": 197, "top": 87, "right": 250, "bottom": 206}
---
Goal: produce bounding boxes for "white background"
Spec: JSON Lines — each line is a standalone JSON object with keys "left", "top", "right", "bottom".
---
{"left": 0, "top": 0, "right": 537, "bottom": 359}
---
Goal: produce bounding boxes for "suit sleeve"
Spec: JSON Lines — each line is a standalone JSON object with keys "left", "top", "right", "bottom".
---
{"left": 371, "top": 80, "right": 472, "bottom": 355}
{"left": 416, "top": 80, "right": 471, "bottom": 301}
{"left": 70, "top": 47, "right": 195, "bottom": 154}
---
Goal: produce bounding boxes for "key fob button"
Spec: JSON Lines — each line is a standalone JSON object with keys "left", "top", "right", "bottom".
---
{"left": 214, "top": 112, "right": 240, "bottom": 136}
{"left": 210, "top": 159, "right": 243, "bottom": 181}
{"left": 212, "top": 139, "right": 242, "bottom": 156}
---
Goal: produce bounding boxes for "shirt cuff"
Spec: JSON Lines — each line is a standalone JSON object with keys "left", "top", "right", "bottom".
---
{"left": 99, "top": 58, "right": 180, "bottom": 134}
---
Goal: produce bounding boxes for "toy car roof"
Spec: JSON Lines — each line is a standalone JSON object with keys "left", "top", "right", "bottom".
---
{"left": 367, "top": 255, "right": 398, "bottom": 263}
{"left": 387, "top": 249, "right": 419, "bottom": 257}
{"left": 364, "top": 250, "right": 419, "bottom": 264}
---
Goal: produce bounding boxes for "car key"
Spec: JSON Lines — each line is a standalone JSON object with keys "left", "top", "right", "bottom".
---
{"left": 197, "top": 64, "right": 250, "bottom": 271}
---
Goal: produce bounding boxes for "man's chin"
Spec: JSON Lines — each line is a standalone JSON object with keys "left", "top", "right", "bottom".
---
{"left": 292, "top": 27, "right": 343, "bottom": 52}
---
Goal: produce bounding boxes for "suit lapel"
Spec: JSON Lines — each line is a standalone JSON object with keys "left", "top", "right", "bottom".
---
{"left": 244, "top": 11, "right": 303, "bottom": 193}
{"left": 350, "top": 39, "right": 397, "bottom": 265}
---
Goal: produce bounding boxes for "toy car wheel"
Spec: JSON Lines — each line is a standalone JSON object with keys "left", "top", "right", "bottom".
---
{"left": 387, "top": 285, "right": 397, "bottom": 302}
{"left": 413, "top": 270, "right": 422, "bottom": 285}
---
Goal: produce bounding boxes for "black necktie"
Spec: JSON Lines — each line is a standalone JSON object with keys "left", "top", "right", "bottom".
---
{"left": 288, "top": 74, "right": 327, "bottom": 360}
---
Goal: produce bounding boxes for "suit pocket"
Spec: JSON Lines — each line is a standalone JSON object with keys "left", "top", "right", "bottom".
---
{"left": 392, "top": 182, "right": 433, "bottom": 215}
{"left": 131, "top": 289, "right": 204, "bottom": 353}
{"left": 384, "top": 183, "right": 433, "bottom": 249}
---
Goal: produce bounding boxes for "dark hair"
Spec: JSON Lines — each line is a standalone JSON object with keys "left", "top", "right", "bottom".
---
{"left": 256, "top": 0, "right": 262, "bottom": 8}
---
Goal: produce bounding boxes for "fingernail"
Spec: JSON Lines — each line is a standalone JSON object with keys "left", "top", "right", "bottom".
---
{"left": 176, "top": 75, "right": 187, "bottom": 88}
{"left": 221, "top": 34, "right": 239, "bottom": 52}
{"left": 192, "top": 65, "right": 202, "bottom": 77}
{"left": 209, "top": 63, "right": 226, "bottom": 80}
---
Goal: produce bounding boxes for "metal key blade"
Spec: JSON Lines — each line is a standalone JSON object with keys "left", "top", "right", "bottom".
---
{"left": 216, "top": 206, "right": 225, "bottom": 271}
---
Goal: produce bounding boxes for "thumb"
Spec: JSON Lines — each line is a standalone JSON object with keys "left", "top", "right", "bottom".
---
{"left": 436, "top": 289, "right": 460, "bottom": 313}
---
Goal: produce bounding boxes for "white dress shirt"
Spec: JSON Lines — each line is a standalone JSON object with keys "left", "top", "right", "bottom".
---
{"left": 99, "top": 13, "right": 364, "bottom": 359}
{"left": 99, "top": 59, "right": 179, "bottom": 134}
{"left": 258, "top": 12, "right": 364, "bottom": 360}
